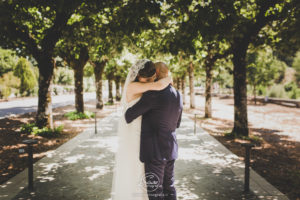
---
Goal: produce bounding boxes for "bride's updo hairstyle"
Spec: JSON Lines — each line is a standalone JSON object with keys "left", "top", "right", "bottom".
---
{"left": 134, "top": 60, "right": 156, "bottom": 82}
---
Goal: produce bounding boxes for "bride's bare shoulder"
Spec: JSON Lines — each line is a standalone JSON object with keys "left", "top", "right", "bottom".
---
{"left": 126, "top": 93, "right": 142, "bottom": 104}
{"left": 126, "top": 83, "right": 142, "bottom": 103}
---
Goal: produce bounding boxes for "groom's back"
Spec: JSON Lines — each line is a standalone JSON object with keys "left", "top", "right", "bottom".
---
{"left": 140, "top": 84, "right": 183, "bottom": 162}
{"left": 149, "top": 85, "right": 182, "bottom": 130}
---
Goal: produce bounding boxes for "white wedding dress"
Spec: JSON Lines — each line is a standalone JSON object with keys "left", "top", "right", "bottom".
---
{"left": 111, "top": 60, "right": 149, "bottom": 200}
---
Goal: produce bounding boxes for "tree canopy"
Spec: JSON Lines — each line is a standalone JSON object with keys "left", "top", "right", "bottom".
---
{"left": 0, "top": 0, "right": 299, "bottom": 133}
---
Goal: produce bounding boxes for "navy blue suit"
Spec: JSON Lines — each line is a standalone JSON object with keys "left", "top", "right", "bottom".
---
{"left": 125, "top": 84, "right": 183, "bottom": 200}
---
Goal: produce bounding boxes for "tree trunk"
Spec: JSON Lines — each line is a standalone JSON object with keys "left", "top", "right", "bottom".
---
{"left": 108, "top": 78, "right": 114, "bottom": 104}
{"left": 232, "top": 49, "right": 249, "bottom": 136}
{"left": 176, "top": 77, "right": 181, "bottom": 91}
{"left": 74, "top": 63, "right": 84, "bottom": 113}
{"left": 115, "top": 77, "right": 121, "bottom": 101}
{"left": 188, "top": 62, "right": 195, "bottom": 108}
{"left": 93, "top": 61, "right": 106, "bottom": 109}
{"left": 121, "top": 80, "right": 125, "bottom": 96}
{"left": 181, "top": 74, "right": 186, "bottom": 105}
{"left": 253, "top": 83, "right": 257, "bottom": 105}
{"left": 174, "top": 77, "right": 178, "bottom": 90}
{"left": 205, "top": 63, "right": 213, "bottom": 118}
{"left": 71, "top": 47, "right": 89, "bottom": 113}
{"left": 36, "top": 57, "right": 54, "bottom": 128}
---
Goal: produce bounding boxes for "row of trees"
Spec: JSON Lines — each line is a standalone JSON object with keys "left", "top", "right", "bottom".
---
{"left": 0, "top": 0, "right": 299, "bottom": 137}
{"left": 0, "top": 0, "right": 157, "bottom": 128}
{"left": 159, "top": 0, "right": 300, "bottom": 136}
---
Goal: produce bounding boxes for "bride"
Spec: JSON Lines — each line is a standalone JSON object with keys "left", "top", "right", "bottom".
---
{"left": 111, "top": 59, "right": 172, "bottom": 200}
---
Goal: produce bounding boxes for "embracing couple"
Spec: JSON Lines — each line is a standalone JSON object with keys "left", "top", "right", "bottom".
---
{"left": 111, "top": 59, "right": 183, "bottom": 200}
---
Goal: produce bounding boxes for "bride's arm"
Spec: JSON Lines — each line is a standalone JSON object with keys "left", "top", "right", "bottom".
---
{"left": 127, "top": 76, "right": 172, "bottom": 95}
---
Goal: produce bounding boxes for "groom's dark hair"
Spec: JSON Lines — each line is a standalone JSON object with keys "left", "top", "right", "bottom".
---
{"left": 138, "top": 61, "right": 156, "bottom": 78}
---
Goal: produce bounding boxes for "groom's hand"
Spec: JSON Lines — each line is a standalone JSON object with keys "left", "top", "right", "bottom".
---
{"left": 125, "top": 92, "right": 154, "bottom": 123}
{"left": 125, "top": 108, "right": 132, "bottom": 124}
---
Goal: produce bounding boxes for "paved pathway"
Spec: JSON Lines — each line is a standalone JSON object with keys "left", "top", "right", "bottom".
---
{"left": 0, "top": 93, "right": 96, "bottom": 119}
{"left": 0, "top": 111, "right": 288, "bottom": 200}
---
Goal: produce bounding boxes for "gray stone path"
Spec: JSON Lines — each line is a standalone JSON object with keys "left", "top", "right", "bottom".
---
{"left": 0, "top": 111, "right": 288, "bottom": 200}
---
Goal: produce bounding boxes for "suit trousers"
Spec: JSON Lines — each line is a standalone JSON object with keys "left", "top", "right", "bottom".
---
{"left": 144, "top": 159, "right": 176, "bottom": 200}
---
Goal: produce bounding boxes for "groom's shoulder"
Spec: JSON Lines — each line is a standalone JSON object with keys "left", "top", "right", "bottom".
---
{"left": 170, "top": 85, "right": 181, "bottom": 95}
{"left": 170, "top": 86, "right": 182, "bottom": 101}
{"left": 143, "top": 90, "right": 159, "bottom": 98}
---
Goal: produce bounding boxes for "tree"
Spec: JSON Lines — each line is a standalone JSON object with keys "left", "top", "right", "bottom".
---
{"left": 87, "top": 0, "right": 161, "bottom": 108}
{"left": 90, "top": 59, "right": 107, "bottom": 109}
{"left": 58, "top": 41, "right": 89, "bottom": 113}
{"left": 169, "top": 56, "right": 186, "bottom": 103}
{"left": 89, "top": 38, "right": 121, "bottom": 108}
{"left": 0, "top": 72, "right": 20, "bottom": 99}
{"left": 69, "top": 47, "right": 89, "bottom": 113}
{"left": 292, "top": 52, "right": 300, "bottom": 87}
{"left": 188, "top": 62, "right": 196, "bottom": 109}
{"left": 53, "top": 65, "right": 74, "bottom": 86}
{"left": 57, "top": 33, "right": 89, "bottom": 113}
{"left": 57, "top": 0, "right": 124, "bottom": 112}
{"left": 171, "top": 7, "right": 231, "bottom": 115}
{"left": 273, "top": 0, "right": 300, "bottom": 66}
{"left": 114, "top": 60, "right": 130, "bottom": 101}
{"left": 213, "top": 60, "right": 234, "bottom": 94}
{"left": 169, "top": 0, "right": 299, "bottom": 136}
{"left": 229, "top": 1, "right": 298, "bottom": 136}
{"left": 89, "top": 38, "right": 118, "bottom": 109}
{"left": 0, "top": 0, "right": 88, "bottom": 128}
{"left": 0, "top": 48, "right": 19, "bottom": 99}
{"left": 159, "top": 0, "right": 232, "bottom": 113}
{"left": 247, "top": 48, "right": 287, "bottom": 104}
{"left": 104, "top": 59, "right": 117, "bottom": 104}
{"left": 14, "top": 57, "right": 37, "bottom": 96}
{"left": 0, "top": 48, "right": 17, "bottom": 77}
{"left": 88, "top": 35, "right": 112, "bottom": 109}
{"left": 119, "top": 59, "right": 132, "bottom": 98}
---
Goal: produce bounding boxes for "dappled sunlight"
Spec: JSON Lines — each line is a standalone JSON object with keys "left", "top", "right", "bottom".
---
{"left": 37, "top": 175, "right": 55, "bottom": 182}
{"left": 38, "top": 163, "right": 60, "bottom": 172}
{"left": 63, "top": 154, "right": 86, "bottom": 164}
{"left": 3, "top": 108, "right": 286, "bottom": 199}
{"left": 42, "top": 140, "right": 58, "bottom": 147}
{"left": 171, "top": 114, "right": 257, "bottom": 199}
{"left": 175, "top": 180, "right": 199, "bottom": 200}
{"left": 43, "top": 150, "right": 69, "bottom": 158}
{"left": 18, "top": 152, "right": 47, "bottom": 159}
{"left": 79, "top": 137, "right": 118, "bottom": 153}
{"left": 177, "top": 134, "right": 243, "bottom": 168}
{"left": 2, "top": 144, "right": 27, "bottom": 150}
{"left": 85, "top": 166, "right": 110, "bottom": 181}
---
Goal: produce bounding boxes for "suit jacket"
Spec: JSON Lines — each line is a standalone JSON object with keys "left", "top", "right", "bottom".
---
{"left": 125, "top": 84, "right": 183, "bottom": 163}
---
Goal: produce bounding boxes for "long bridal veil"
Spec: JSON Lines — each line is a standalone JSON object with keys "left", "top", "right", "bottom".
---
{"left": 120, "top": 59, "right": 151, "bottom": 108}
{"left": 111, "top": 59, "right": 150, "bottom": 200}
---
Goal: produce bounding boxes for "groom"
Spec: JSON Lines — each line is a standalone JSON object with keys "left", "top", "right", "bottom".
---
{"left": 125, "top": 61, "right": 183, "bottom": 200}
